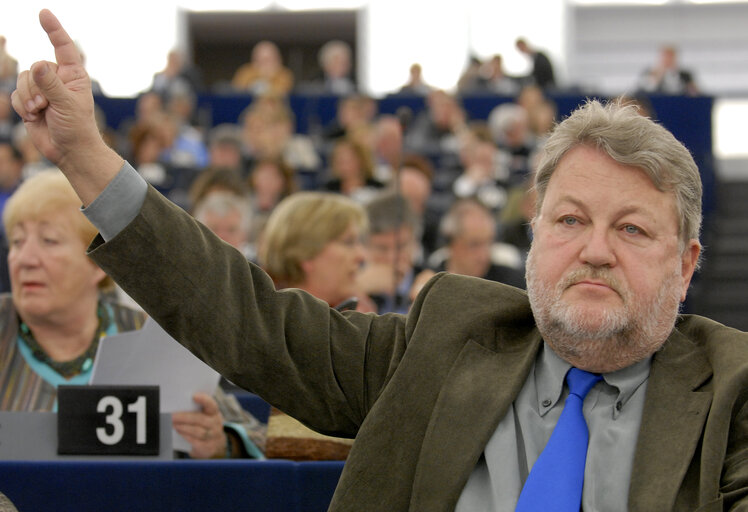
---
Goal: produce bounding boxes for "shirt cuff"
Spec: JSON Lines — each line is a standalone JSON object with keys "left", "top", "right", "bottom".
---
{"left": 82, "top": 162, "right": 148, "bottom": 241}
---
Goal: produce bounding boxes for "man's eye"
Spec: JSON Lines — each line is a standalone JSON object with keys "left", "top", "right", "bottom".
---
{"left": 562, "top": 217, "right": 577, "bottom": 226}
{"left": 623, "top": 224, "right": 640, "bottom": 235}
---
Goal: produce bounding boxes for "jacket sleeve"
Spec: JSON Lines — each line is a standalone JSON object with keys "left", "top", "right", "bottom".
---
{"left": 88, "top": 186, "right": 413, "bottom": 438}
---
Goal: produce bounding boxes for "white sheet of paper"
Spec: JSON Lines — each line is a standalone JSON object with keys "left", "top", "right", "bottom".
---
{"left": 90, "top": 317, "right": 221, "bottom": 452}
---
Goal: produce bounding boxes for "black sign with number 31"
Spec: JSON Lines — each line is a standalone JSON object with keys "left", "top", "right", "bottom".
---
{"left": 57, "top": 385, "right": 160, "bottom": 455}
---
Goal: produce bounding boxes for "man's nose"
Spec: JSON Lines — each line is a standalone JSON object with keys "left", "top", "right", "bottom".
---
{"left": 578, "top": 226, "right": 617, "bottom": 267}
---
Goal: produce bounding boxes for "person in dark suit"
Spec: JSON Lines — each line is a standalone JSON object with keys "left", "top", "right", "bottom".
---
{"left": 12, "top": 10, "right": 747, "bottom": 511}
{"left": 515, "top": 37, "right": 556, "bottom": 90}
{"left": 638, "top": 44, "right": 700, "bottom": 96}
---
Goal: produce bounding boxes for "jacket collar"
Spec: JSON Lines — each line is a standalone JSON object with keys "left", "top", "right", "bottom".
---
{"left": 409, "top": 321, "right": 713, "bottom": 510}
{"left": 628, "top": 326, "right": 713, "bottom": 509}
{"left": 409, "top": 325, "right": 542, "bottom": 510}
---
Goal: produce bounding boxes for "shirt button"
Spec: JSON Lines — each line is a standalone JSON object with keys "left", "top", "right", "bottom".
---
{"left": 616, "top": 401, "right": 623, "bottom": 411}
{"left": 542, "top": 399, "right": 552, "bottom": 408}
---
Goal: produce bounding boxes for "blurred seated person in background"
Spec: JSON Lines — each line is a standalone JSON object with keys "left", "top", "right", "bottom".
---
{"left": 247, "top": 158, "right": 296, "bottom": 246}
{"left": 323, "top": 137, "right": 383, "bottom": 204}
{"left": 526, "top": 96, "right": 557, "bottom": 144}
{"left": 193, "top": 192, "right": 254, "bottom": 261}
{"left": 404, "top": 90, "right": 466, "bottom": 164}
{"left": 133, "top": 91, "right": 164, "bottom": 124}
{"left": 638, "top": 44, "right": 699, "bottom": 96}
{"left": 240, "top": 96, "right": 320, "bottom": 181}
{"left": 248, "top": 158, "right": 296, "bottom": 213}
{"left": 0, "top": 171, "right": 261, "bottom": 459}
{"left": 316, "top": 40, "right": 356, "bottom": 96}
{"left": 357, "top": 192, "right": 422, "bottom": 314}
{"left": 149, "top": 49, "right": 203, "bottom": 103}
{"left": 258, "top": 191, "right": 374, "bottom": 312}
{"left": 480, "top": 55, "right": 520, "bottom": 96}
{"left": 429, "top": 198, "right": 525, "bottom": 288}
{"left": 129, "top": 121, "right": 169, "bottom": 187}
{"left": 398, "top": 63, "right": 432, "bottom": 96}
{"left": 232, "top": 41, "right": 293, "bottom": 97}
{"left": 396, "top": 154, "right": 442, "bottom": 262}
{"left": 372, "top": 115, "right": 404, "bottom": 184}
{"left": 207, "top": 123, "right": 246, "bottom": 176}
{"left": 165, "top": 88, "right": 205, "bottom": 135}
{"left": 142, "top": 111, "right": 208, "bottom": 174}
{"left": 115, "top": 91, "right": 164, "bottom": 161}
{"left": 452, "top": 130, "right": 509, "bottom": 213}
{"left": 488, "top": 102, "right": 536, "bottom": 187}
{"left": 188, "top": 166, "right": 248, "bottom": 213}
{"left": 515, "top": 84, "right": 544, "bottom": 116}
{"left": 318, "top": 93, "right": 377, "bottom": 146}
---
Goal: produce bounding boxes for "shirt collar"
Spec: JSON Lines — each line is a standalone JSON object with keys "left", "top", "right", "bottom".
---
{"left": 534, "top": 341, "right": 651, "bottom": 418}
{"left": 602, "top": 355, "right": 651, "bottom": 418}
{"left": 534, "top": 342, "right": 572, "bottom": 416}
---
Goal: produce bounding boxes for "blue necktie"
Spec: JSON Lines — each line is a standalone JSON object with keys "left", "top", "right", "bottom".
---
{"left": 515, "top": 367, "right": 602, "bottom": 511}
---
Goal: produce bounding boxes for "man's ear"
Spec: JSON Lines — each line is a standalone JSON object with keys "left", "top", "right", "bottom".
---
{"left": 680, "top": 239, "right": 701, "bottom": 302}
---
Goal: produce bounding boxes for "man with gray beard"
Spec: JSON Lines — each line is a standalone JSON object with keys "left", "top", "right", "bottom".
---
{"left": 13, "top": 10, "right": 747, "bottom": 511}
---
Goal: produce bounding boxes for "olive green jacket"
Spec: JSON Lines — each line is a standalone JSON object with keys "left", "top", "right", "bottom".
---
{"left": 90, "top": 187, "right": 747, "bottom": 511}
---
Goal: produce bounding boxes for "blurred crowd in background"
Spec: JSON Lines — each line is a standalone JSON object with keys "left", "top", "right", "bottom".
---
{"left": 0, "top": 32, "right": 699, "bottom": 314}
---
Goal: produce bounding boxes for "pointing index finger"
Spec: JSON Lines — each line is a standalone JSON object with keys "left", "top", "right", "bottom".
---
{"left": 38, "top": 9, "right": 81, "bottom": 68}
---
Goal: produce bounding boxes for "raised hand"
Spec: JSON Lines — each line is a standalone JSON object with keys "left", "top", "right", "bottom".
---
{"left": 10, "top": 9, "right": 123, "bottom": 205}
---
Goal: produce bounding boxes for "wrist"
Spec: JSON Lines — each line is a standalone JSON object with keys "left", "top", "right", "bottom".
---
{"left": 57, "top": 140, "right": 125, "bottom": 207}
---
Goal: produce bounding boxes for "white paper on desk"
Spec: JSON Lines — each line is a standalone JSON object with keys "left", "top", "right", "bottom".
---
{"left": 90, "top": 317, "right": 221, "bottom": 452}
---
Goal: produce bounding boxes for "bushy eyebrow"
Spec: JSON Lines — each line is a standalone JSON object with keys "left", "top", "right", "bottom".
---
{"left": 549, "top": 195, "right": 659, "bottom": 223}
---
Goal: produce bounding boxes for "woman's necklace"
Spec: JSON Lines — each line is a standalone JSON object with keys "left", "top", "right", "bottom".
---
{"left": 18, "top": 303, "right": 110, "bottom": 378}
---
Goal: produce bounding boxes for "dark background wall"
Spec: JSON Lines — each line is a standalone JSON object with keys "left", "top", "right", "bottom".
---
{"left": 186, "top": 10, "right": 358, "bottom": 91}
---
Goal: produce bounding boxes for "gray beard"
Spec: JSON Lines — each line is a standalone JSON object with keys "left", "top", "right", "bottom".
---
{"left": 525, "top": 246, "right": 683, "bottom": 371}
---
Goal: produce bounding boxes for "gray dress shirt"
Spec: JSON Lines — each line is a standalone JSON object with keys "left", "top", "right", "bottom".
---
{"left": 85, "top": 162, "right": 652, "bottom": 511}
{"left": 456, "top": 343, "right": 650, "bottom": 511}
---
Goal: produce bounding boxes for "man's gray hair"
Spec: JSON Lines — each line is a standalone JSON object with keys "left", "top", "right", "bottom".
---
{"left": 366, "top": 192, "right": 418, "bottom": 236}
{"left": 534, "top": 99, "right": 702, "bottom": 246}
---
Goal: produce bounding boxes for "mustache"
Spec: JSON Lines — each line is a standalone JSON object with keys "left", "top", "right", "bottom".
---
{"left": 560, "top": 267, "right": 624, "bottom": 296}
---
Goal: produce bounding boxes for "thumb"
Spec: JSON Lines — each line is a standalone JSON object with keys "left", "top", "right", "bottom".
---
{"left": 193, "top": 392, "right": 220, "bottom": 415}
{"left": 31, "top": 60, "right": 66, "bottom": 104}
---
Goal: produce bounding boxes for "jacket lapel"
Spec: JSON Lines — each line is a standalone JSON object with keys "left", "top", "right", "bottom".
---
{"left": 628, "top": 328, "right": 713, "bottom": 510}
{"left": 410, "top": 328, "right": 542, "bottom": 510}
